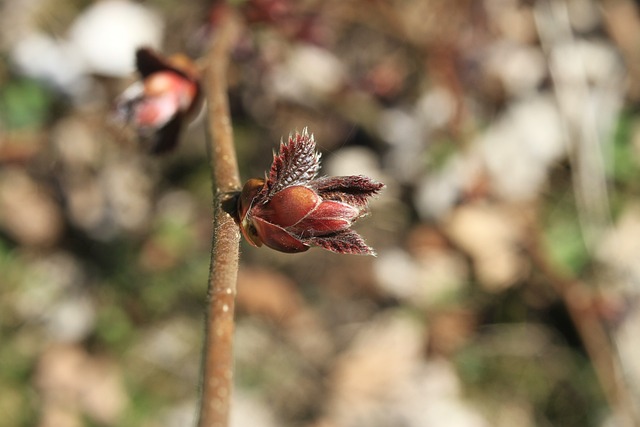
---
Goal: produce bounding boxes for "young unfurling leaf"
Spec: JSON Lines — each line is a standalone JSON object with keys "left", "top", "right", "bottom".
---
{"left": 233, "top": 128, "right": 384, "bottom": 255}
{"left": 116, "top": 48, "right": 202, "bottom": 154}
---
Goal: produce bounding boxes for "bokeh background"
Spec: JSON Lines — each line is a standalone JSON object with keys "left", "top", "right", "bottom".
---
{"left": 2, "top": 0, "right": 640, "bottom": 426}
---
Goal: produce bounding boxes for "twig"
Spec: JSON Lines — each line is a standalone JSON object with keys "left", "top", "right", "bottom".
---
{"left": 197, "top": 9, "right": 242, "bottom": 427}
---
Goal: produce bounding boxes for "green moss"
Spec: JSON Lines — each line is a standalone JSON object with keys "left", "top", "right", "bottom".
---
{"left": 0, "top": 78, "right": 53, "bottom": 129}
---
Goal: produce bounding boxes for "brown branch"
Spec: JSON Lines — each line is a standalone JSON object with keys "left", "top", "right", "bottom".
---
{"left": 197, "top": 9, "right": 242, "bottom": 427}
{"left": 526, "top": 223, "right": 640, "bottom": 427}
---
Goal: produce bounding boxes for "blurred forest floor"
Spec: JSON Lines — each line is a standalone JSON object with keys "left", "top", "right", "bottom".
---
{"left": 2, "top": 0, "right": 640, "bottom": 426}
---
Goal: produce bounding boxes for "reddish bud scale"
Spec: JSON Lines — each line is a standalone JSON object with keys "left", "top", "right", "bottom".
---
{"left": 235, "top": 129, "right": 384, "bottom": 255}
{"left": 260, "top": 186, "right": 320, "bottom": 227}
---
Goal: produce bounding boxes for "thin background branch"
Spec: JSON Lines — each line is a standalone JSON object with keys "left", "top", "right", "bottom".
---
{"left": 526, "top": 222, "right": 640, "bottom": 427}
{"left": 197, "top": 8, "right": 242, "bottom": 427}
{"left": 532, "top": 1, "right": 640, "bottom": 424}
